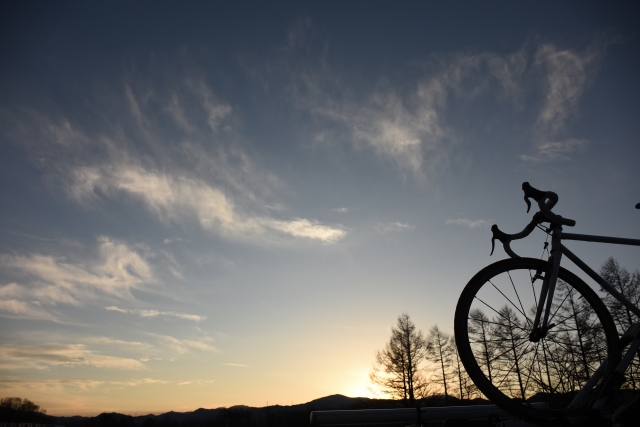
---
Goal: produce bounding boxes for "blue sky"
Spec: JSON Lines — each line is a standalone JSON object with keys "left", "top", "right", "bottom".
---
{"left": 1, "top": 1, "right": 639, "bottom": 416}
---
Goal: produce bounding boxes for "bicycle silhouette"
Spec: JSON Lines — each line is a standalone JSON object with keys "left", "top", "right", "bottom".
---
{"left": 454, "top": 182, "right": 640, "bottom": 425}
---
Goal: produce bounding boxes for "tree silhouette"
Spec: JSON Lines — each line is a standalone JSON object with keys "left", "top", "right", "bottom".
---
{"left": 0, "top": 397, "right": 48, "bottom": 424}
{"left": 599, "top": 257, "right": 640, "bottom": 389}
{"left": 369, "top": 313, "right": 428, "bottom": 406}
{"left": 468, "top": 308, "right": 495, "bottom": 385}
{"left": 449, "top": 335, "right": 477, "bottom": 400}
{"left": 491, "top": 306, "right": 529, "bottom": 400}
{"left": 0, "top": 397, "right": 44, "bottom": 413}
{"left": 425, "top": 324, "right": 453, "bottom": 405}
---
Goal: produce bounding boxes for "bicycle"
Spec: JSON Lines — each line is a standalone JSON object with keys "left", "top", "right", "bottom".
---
{"left": 454, "top": 182, "right": 640, "bottom": 426}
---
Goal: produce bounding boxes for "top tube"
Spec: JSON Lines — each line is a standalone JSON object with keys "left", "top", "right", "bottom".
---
{"left": 561, "top": 232, "right": 640, "bottom": 247}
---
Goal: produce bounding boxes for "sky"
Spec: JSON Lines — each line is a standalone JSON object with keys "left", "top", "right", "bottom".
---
{"left": 1, "top": 0, "right": 639, "bottom": 417}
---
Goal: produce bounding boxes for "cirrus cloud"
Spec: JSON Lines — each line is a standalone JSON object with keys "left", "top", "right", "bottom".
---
{"left": 520, "top": 138, "right": 589, "bottom": 163}
{"left": 71, "top": 164, "right": 346, "bottom": 243}
{"left": 445, "top": 218, "right": 492, "bottom": 229}
{"left": 0, "top": 343, "right": 146, "bottom": 370}
{"left": 105, "top": 306, "right": 205, "bottom": 322}
{"left": 0, "top": 237, "right": 154, "bottom": 321}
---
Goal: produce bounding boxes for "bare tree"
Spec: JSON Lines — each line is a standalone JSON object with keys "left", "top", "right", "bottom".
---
{"left": 449, "top": 335, "right": 476, "bottom": 400}
{"left": 492, "top": 306, "right": 528, "bottom": 400}
{"left": 0, "top": 397, "right": 47, "bottom": 424}
{"left": 0, "top": 397, "right": 44, "bottom": 413}
{"left": 426, "top": 324, "right": 453, "bottom": 405}
{"left": 600, "top": 257, "right": 640, "bottom": 389}
{"left": 370, "top": 313, "right": 428, "bottom": 406}
{"left": 468, "top": 308, "right": 496, "bottom": 385}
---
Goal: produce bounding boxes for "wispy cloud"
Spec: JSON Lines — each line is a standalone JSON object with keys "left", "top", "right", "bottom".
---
{"left": 0, "top": 344, "right": 146, "bottom": 370}
{"left": 285, "top": 16, "right": 313, "bottom": 52}
{"left": 518, "top": 42, "right": 606, "bottom": 162}
{"left": 222, "top": 363, "right": 250, "bottom": 368}
{"left": 373, "top": 222, "right": 415, "bottom": 234}
{"left": 0, "top": 378, "right": 106, "bottom": 391}
{"left": 162, "top": 237, "right": 183, "bottom": 245}
{"left": 111, "top": 378, "right": 169, "bottom": 387}
{"left": 177, "top": 379, "right": 216, "bottom": 386}
{"left": 89, "top": 337, "right": 148, "bottom": 347}
{"left": 535, "top": 44, "right": 601, "bottom": 136}
{"left": 332, "top": 207, "right": 351, "bottom": 214}
{"left": 264, "top": 218, "right": 346, "bottom": 242}
{"left": 71, "top": 164, "right": 345, "bottom": 243}
{"left": 0, "top": 297, "right": 60, "bottom": 322}
{"left": 0, "top": 237, "right": 153, "bottom": 321}
{"left": 520, "top": 138, "right": 589, "bottom": 163}
{"left": 3, "top": 64, "right": 346, "bottom": 245}
{"left": 249, "top": 23, "right": 534, "bottom": 181}
{"left": 149, "top": 333, "right": 219, "bottom": 354}
{"left": 445, "top": 218, "right": 492, "bottom": 229}
{"left": 192, "top": 81, "right": 233, "bottom": 133}
{"left": 250, "top": 25, "right": 609, "bottom": 173}
{"left": 0, "top": 377, "right": 174, "bottom": 393}
{"left": 13, "top": 73, "right": 330, "bottom": 246}
{"left": 105, "top": 306, "right": 205, "bottom": 322}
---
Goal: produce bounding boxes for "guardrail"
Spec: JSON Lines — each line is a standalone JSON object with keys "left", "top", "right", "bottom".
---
{"left": 310, "top": 403, "right": 549, "bottom": 426}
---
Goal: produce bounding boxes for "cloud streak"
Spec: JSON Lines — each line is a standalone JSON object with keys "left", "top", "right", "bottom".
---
{"left": 445, "top": 218, "right": 492, "bottom": 229}
{"left": 0, "top": 297, "right": 60, "bottom": 322}
{"left": 251, "top": 26, "right": 608, "bottom": 174}
{"left": 71, "top": 164, "right": 345, "bottom": 243}
{"left": 519, "top": 42, "right": 605, "bottom": 162}
{"left": 105, "top": 306, "right": 205, "bottom": 322}
{"left": 535, "top": 44, "right": 600, "bottom": 136}
{"left": 520, "top": 138, "right": 589, "bottom": 163}
{"left": 0, "top": 344, "right": 146, "bottom": 370}
{"left": 0, "top": 378, "right": 106, "bottom": 392}
{"left": 2, "top": 64, "right": 347, "bottom": 246}
{"left": 0, "top": 237, "right": 154, "bottom": 320}
{"left": 373, "top": 222, "right": 415, "bottom": 234}
{"left": 111, "top": 378, "right": 169, "bottom": 387}
{"left": 149, "top": 333, "right": 219, "bottom": 355}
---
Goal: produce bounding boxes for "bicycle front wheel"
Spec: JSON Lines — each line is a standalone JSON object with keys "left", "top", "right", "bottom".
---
{"left": 455, "top": 258, "right": 620, "bottom": 424}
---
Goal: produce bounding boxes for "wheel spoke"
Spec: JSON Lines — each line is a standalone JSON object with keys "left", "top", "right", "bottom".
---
{"left": 507, "top": 270, "right": 531, "bottom": 327}
{"left": 488, "top": 277, "right": 528, "bottom": 319}
{"left": 473, "top": 296, "right": 530, "bottom": 333}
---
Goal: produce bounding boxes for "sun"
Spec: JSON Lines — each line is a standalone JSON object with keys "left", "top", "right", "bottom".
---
{"left": 343, "top": 381, "right": 380, "bottom": 399}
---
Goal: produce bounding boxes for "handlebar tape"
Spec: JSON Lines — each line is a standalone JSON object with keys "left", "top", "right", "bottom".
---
{"left": 490, "top": 212, "right": 541, "bottom": 256}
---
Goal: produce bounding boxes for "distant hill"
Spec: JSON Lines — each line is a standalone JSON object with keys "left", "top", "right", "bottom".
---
{"left": 3, "top": 394, "right": 488, "bottom": 427}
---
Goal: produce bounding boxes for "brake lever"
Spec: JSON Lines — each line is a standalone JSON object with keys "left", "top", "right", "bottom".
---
{"left": 522, "top": 182, "right": 548, "bottom": 213}
{"left": 491, "top": 224, "right": 517, "bottom": 257}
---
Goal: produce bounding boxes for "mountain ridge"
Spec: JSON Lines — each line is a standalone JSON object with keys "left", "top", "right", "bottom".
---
{"left": 2, "top": 394, "right": 484, "bottom": 426}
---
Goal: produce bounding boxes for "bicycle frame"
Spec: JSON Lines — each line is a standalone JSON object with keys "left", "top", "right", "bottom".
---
{"left": 528, "top": 226, "right": 640, "bottom": 407}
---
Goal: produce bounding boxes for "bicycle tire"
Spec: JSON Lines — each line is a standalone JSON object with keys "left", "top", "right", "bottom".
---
{"left": 455, "top": 258, "right": 621, "bottom": 425}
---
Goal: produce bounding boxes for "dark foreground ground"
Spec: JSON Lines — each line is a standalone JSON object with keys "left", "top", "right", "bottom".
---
{"left": 0, "top": 394, "right": 491, "bottom": 427}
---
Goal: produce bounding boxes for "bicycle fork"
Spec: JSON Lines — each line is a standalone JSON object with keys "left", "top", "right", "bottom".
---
{"left": 529, "top": 227, "right": 563, "bottom": 343}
